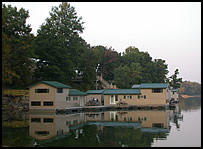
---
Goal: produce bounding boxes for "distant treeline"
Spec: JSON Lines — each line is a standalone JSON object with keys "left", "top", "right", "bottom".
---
{"left": 180, "top": 81, "right": 201, "bottom": 95}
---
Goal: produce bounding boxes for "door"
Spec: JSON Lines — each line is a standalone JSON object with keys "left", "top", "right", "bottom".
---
{"left": 110, "top": 95, "right": 118, "bottom": 104}
{"left": 79, "top": 96, "right": 84, "bottom": 106}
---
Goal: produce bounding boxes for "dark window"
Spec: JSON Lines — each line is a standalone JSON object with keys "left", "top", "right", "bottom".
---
{"left": 115, "top": 95, "right": 118, "bottom": 101}
{"left": 43, "top": 101, "right": 53, "bottom": 106}
{"left": 66, "top": 121, "right": 71, "bottom": 125}
{"left": 43, "top": 118, "right": 53, "bottom": 123}
{"left": 73, "top": 97, "right": 78, "bottom": 101}
{"left": 144, "top": 95, "right": 146, "bottom": 99}
{"left": 35, "top": 131, "right": 49, "bottom": 136}
{"left": 124, "top": 95, "right": 126, "bottom": 99}
{"left": 35, "top": 89, "right": 49, "bottom": 93}
{"left": 138, "top": 95, "right": 140, "bottom": 99}
{"left": 31, "top": 118, "right": 41, "bottom": 123}
{"left": 31, "top": 101, "right": 41, "bottom": 106}
{"left": 57, "top": 88, "right": 63, "bottom": 93}
{"left": 152, "top": 88, "right": 163, "bottom": 93}
{"left": 66, "top": 97, "right": 71, "bottom": 101}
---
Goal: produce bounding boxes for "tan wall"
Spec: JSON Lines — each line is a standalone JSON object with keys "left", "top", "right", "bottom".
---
{"left": 104, "top": 88, "right": 167, "bottom": 106}
{"left": 29, "top": 83, "right": 56, "bottom": 110}
{"left": 65, "top": 96, "right": 86, "bottom": 108}
{"left": 55, "top": 88, "right": 70, "bottom": 109}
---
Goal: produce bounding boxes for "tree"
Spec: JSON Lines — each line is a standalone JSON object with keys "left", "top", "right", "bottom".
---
{"left": 114, "top": 65, "right": 132, "bottom": 88}
{"left": 2, "top": 4, "right": 34, "bottom": 89}
{"left": 113, "top": 46, "right": 169, "bottom": 87}
{"left": 168, "top": 69, "right": 182, "bottom": 89}
{"left": 102, "top": 47, "right": 118, "bottom": 81}
{"left": 33, "top": 2, "right": 85, "bottom": 85}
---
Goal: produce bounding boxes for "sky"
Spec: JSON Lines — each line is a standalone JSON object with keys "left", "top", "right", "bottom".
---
{"left": 3, "top": 2, "right": 201, "bottom": 84}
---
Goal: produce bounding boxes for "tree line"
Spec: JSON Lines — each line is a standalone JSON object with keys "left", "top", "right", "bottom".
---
{"left": 2, "top": 3, "right": 182, "bottom": 91}
{"left": 179, "top": 81, "right": 201, "bottom": 95}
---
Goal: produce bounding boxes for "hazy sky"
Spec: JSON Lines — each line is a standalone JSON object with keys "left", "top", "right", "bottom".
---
{"left": 3, "top": 2, "right": 201, "bottom": 83}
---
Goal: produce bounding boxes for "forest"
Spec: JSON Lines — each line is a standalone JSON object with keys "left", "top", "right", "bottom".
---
{"left": 2, "top": 3, "right": 183, "bottom": 91}
{"left": 179, "top": 81, "right": 201, "bottom": 95}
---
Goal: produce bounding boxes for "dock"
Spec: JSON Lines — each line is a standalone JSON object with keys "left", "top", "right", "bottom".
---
{"left": 56, "top": 104, "right": 171, "bottom": 114}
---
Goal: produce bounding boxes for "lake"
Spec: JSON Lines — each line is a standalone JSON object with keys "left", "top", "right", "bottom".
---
{"left": 2, "top": 97, "right": 201, "bottom": 147}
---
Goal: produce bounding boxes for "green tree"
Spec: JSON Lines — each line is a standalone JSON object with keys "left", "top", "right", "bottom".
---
{"left": 102, "top": 47, "right": 118, "bottom": 81}
{"left": 33, "top": 2, "right": 85, "bottom": 85}
{"left": 114, "top": 65, "right": 132, "bottom": 88}
{"left": 113, "top": 46, "right": 169, "bottom": 88}
{"left": 2, "top": 4, "right": 34, "bottom": 89}
{"left": 168, "top": 69, "right": 182, "bottom": 89}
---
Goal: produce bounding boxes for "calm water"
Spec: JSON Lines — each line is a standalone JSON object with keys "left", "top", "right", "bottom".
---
{"left": 2, "top": 97, "right": 201, "bottom": 147}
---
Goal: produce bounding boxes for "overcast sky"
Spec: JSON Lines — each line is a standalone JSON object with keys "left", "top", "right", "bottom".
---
{"left": 3, "top": 2, "right": 201, "bottom": 84}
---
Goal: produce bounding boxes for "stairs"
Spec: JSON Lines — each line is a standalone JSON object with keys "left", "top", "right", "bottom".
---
{"left": 96, "top": 76, "right": 117, "bottom": 89}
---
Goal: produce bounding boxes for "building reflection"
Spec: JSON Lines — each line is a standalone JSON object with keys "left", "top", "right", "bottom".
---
{"left": 29, "top": 112, "right": 85, "bottom": 141}
{"left": 29, "top": 109, "right": 171, "bottom": 141}
{"left": 86, "top": 110, "right": 170, "bottom": 133}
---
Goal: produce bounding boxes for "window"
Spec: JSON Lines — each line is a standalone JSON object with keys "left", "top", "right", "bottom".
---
{"left": 66, "top": 97, "right": 71, "bottom": 101}
{"left": 35, "top": 131, "right": 49, "bottom": 136}
{"left": 138, "top": 95, "right": 140, "bottom": 99}
{"left": 127, "top": 95, "right": 132, "bottom": 99}
{"left": 57, "top": 88, "right": 63, "bottom": 93}
{"left": 35, "top": 89, "right": 49, "bottom": 93}
{"left": 31, "top": 101, "right": 41, "bottom": 106}
{"left": 124, "top": 95, "right": 126, "bottom": 99}
{"left": 144, "top": 95, "right": 146, "bottom": 99}
{"left": 152, "top": 88, "right": 163, "bottom": 93}
{"left": 43, "top": 118, "right": 53, "bottom": 123}
{"left": 43, "top": 101, "right": 53, "bottom": 106}
{"left": 31, "top": 118, "right": 41, "bottom": 123}
{"left": 73, "top": 97, "right": 78, "bottom": 101}
{"left": 66, "top": 121, "right": 71, "bottom": 125}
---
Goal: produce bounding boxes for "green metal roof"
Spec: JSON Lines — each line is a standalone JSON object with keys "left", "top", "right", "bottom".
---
{"left": 103, "top": 89, "right": 140, "bottom": 95}
{"left": 69, "top": 89, "right": 87, "bottom": 96}
{"left": 132, "top": 83, "right": 169, "bottom": 89}
{"left": 172, "top": 89, "right": 178, "bottom": 92}
{"left": 28, "top": 81, "right": 72, "bottom": 88}
{"left": 86, "top": 90, "right": 104, "bottom": 94}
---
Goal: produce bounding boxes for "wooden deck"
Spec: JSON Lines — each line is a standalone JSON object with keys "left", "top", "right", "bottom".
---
{"left": 56, "top": 104, "right": 170, "bottom": 114}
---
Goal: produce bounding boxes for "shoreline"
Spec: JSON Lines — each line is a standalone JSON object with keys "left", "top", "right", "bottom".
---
{"left": 180, "top": 94, "right": 201, "bottom": 99}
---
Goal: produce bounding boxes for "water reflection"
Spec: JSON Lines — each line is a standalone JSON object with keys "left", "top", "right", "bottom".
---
{"left": 2, "top": 97, "right": 201, "bottom": 147}
{"left": 29, "top": 110, "right": 173, "bottom": 147}
{"left": 178, "top": 97, "right": 201, "bottom": 112}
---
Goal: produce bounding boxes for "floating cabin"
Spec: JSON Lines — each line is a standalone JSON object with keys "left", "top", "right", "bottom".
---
{"left": 131, "top": 83, "right": 171, "bottom": 106}
{"left": 28, "top": 81, "right": 86, "bottom": 110}
{"left": 29, "top": 81, "right": 175, "bottom": 111}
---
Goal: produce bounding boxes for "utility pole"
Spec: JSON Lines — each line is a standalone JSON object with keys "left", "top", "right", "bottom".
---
{"left": 95, "top": 64, "right": 100, "bottom": 90}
